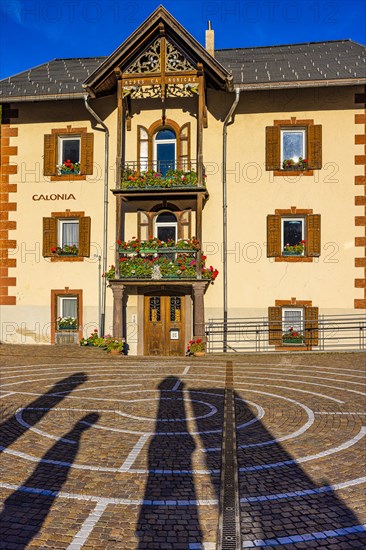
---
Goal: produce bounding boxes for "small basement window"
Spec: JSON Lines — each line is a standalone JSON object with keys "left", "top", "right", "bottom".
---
{"left": 282, "top": 307, "right": 304, "bottom": 345}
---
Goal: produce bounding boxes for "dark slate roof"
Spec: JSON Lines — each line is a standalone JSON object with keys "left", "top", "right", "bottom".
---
{"left": 215, "top": 39, "right": 366, "bottom": 88}
{"left": 1, "top": 39, "right": 365, "bottom": 101}
{"left": 0, "top": 58, "right": 106, "bottom": 101}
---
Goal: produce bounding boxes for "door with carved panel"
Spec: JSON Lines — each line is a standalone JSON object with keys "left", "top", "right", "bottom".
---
{"left": 144, "top": 295, "right": 185, "bottom": 356}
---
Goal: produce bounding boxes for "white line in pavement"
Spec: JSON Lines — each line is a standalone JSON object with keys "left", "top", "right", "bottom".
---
{"left": 1, "top": 476, "right": 365, "bottom": 508}
{"left": 172, "top": 380, "right": 182, "bottom": 391}
{"left": 0, "top": 392, "right": 14, "bottom": 399}
{"left": 240, "top": 477, "right": 366, "bottom": 504}
{"left": 2, "top": 428, "right": 364, "bottom": 476}
{"left": 238, "top": 427, "right": 366, "bottom": 472}
{"left": 206, "top": 391, "right": 315, "bottom": 452}
{"left": 15, "top": 409, "right": 77, "bottom": 444}
{"left": 234, "top": 381, "right": 344, "bottom": 403}
{"left": 183, "top": 366, "right": 191, "bottom": 375}
{"left": 119, "top": 434, "right": 150, "bottom": 472}
{"left": 315, "top": 412, "right": 366, "bottom": 415}
{"left": 233, "top": 370, "right": 366, "bottom": 386}
{"left": 67, "top": 501, "right": 108, "bottom": 550}
{"left": 235, "top": 377, "right": 366, "bottom": 396}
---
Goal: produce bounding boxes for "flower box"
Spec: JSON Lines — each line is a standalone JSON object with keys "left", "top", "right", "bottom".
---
{"left": 283, "top": 338, "right": 304, "bottom": 345}
{"left": 58, "top": 326, "right": 78, "bottom": 331}
{"left": 282, "top": 251, "right": 304, "bottom": 256}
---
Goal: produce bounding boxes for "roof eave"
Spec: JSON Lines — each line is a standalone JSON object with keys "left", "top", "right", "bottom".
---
{"left": 0, "top": 92, "right": 86, "bottom": 103}
{"left": 236, "top": 77, "right": 366, "bottom": 91}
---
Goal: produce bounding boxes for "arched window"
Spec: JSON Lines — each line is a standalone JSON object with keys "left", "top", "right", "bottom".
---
{"left": 154, "top": 211, "right": 177, "bottom": 242}
{"left": 153, "top": 129, "right": 176, "bottom": 175}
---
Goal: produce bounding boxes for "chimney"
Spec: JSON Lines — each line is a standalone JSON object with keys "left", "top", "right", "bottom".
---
{"left": 205, "top": 21, "right": 215, "bottom": 57}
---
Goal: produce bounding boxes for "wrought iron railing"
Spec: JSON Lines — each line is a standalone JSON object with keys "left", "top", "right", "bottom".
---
{"left": 205, "top": 314, "right": 366, "bottom": 353}
{"left": 120, "top": 160, "right": 205, "bottom": 190}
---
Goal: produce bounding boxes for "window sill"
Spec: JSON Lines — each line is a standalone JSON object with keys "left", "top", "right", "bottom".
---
{"left": 50, "top": 174, "right": 86, "bottom": 181}
{"left": 275, "top": 345, "right": 311, "bottom": 351}
{"left": 275, "top": 256, "right": 313, "bottom": 262}
{"left": 50, "top": 256, "right": 84, "bottom": 262}
{"left": 273, "top": 170, "right": 314, "bottom": 177}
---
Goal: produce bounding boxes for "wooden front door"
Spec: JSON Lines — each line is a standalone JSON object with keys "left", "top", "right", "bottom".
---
{"left": 144, "top": 295, "right": 185, "bottom": 356}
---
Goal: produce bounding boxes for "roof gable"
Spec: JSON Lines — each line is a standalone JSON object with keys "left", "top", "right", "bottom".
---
{"left": 83, "top": 5, "right": 232, "bottom": 96}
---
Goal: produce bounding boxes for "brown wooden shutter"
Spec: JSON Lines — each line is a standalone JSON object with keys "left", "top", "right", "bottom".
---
{"left": 179, "top": 123, "right": 191, "bottom": 170}
{"left": 137, "top": 211, "right": 150, "bottom": 240}
{"left": 265, "top": 126, "right": 280, "bottom": 170}
{"left": 43, "top": 217, "right": 57, "bottom": 257}
{"left": 267, "top": 215, "right": 281, "bottom": 257}
{"left": 268, "top": 306, "right": 282, "bottom": 345}
{"left": 80, "top": 133, "right": 94, "bottom": 175}
{"left": 137, "top": 126, "right": 149, "bottom": 170}
{"left": 307, "top": 125, "right": 322, "bottom": 169}
{"left": 44, "top": 134, "right": 57, "bottom": 176}
{"left": 305, "top": 306, "right": 319, "bottom": 347}
{"left": 177, "top": 210, "right": 192, "bottom": 239}
{"left": 306, "top": 214, "right": 321, "bottom": 257}
{"left": 78, "top": 217, "right": 91, "bottom": 257}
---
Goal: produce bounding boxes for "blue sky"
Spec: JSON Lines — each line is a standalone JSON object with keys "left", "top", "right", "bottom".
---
{"left": 1, "top": 0, "right": 365, "bottom": 79}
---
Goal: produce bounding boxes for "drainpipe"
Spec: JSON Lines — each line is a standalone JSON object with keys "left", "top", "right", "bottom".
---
{"left": 84, "top": 94, "right": 110, "bottom": 336}
{"left": 222, "top": 87, "right": 241, "bottom": 352}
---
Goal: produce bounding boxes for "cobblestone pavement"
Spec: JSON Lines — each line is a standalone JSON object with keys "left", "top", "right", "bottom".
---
{"left": 0, "top": 346, "right": 365, "bottom": 549}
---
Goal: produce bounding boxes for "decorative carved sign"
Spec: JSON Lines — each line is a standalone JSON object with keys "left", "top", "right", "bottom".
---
{"left": 124, "top": 37, "right": 195, "bottom": 76}
{"left": 130, "top": 86, "right": 161, "bottom": 99}
{"left": 167, "top": 84, "right": 198, "bottom": 97}
{"left": 125, "top": 38, "right": 161, "bottom": 74}
{"left": 166, "top": 39, "right": 195, "bottom": 72}
{"left": 128, "top": 84, "right": 198, "bottom": 99}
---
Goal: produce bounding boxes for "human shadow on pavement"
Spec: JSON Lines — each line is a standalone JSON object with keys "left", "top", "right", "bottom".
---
{"left": 136, "top": 376, "right": 203, "bottom": 549}
{"left": 0, "top": 412, "right": 99, "bottom": 549}
{"left": 0, "top": 373, "right": 87, "bottom": 452}
{"left": 191, "top": 388, "right": 366, "bottom": 547}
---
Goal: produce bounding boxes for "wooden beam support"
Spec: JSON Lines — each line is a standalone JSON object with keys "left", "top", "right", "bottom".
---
{"left": 197, "top": 63, "right": 204, "bottom": 186}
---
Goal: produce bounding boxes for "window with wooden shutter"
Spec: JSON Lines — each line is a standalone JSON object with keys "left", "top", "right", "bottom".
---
{"left": 268, "top": 119, "right": 322, "bottom": 175}
{"left": 78, "top": 217, "right": 91, "bottom": 257}
{"left": 305, "top": 306, "right": 319, "bottom": 346}
{"left": 307, "top": 125, "right": 322, "bottom": 170}
{"left": 268, "top": 210, "right": 321, "bottom": 261}
{"left": 306, "top": 214, "right": 321, "bottom": 257}
{"left": 267, "top": 215, "right": 281, "bottom": 257}
{"left": 265, "top": 126, "right": 280, "bottom": 170}
{"left": 44, "top": 127, "right": 93, "bottom": 180}
{"left": 44, "top": 134, "right": 57, "bottom": 176}
{"left": 268, "top": 306, "right": 282, "bottom": 345}
{"left": 43, "top": 217, "right": 57, "bottom": 256}
{"left": 43, "top": 212, "right": 90, "bottom": 260}
{"left": 80, "top": 133, "right": 94, "bottom": 175}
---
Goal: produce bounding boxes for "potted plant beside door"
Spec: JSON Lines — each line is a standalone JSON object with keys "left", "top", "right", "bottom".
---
{"left": 187, "top": 338, "right": 206, "bottom": 357}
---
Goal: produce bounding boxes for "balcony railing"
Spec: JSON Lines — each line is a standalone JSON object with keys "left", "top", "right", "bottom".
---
{"left": 120, "top": 160, "right": 205, "bottom": 190}
{"left": 105, "top": 239, "right": 219, "bottom": 282}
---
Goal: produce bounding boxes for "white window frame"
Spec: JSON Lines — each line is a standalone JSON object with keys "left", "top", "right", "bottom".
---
{"left": 282, "top": 307, "right": 304, "bottom": 335}
{"left": 58, "top": 219, "right": 79, "bottom": 248}
{"left": 57, "top": 295, "right": 78, "bottom": 320}
{"left": 58, "top": 135, "right": 81, "bottom": 166}
{"left": 153, "top": 130, "right": 177, "bottom": 171}
{"left": 281, "top": 217, "right": 305, "bottom": 253}
{"left": 154, "top": 212, "right": 178, "bottom": 244}
{"left": 280, "top": 128, "right": 306, "bottom": 165}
